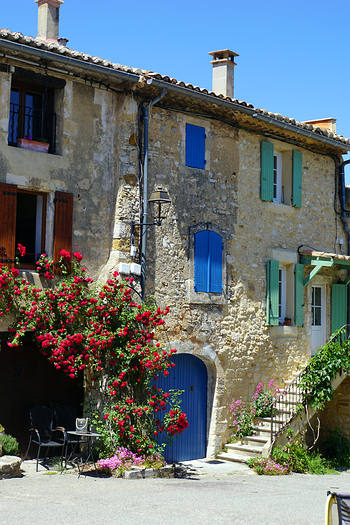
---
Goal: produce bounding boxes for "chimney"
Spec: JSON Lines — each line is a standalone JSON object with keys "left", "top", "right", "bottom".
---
{"left": 36, "top": 0, "right": 64, "bottom": 43}
{"left": 302, "top": 118, "right": 337, "bottom": 134}
{"left": 208, "top": 49, "right": 239, "bottom": 99}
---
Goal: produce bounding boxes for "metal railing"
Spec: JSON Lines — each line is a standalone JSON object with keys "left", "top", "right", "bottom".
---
{"left": 8, "top": 102, "right": 57, "bottom": 153}
{"left": 270, "top": 324, "right": 350, "bottom": 445}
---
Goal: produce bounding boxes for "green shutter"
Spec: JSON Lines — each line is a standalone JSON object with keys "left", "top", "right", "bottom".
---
{"left": 331, "top": 284, "right": 347, "bottom": 334}
{"left": 261, "top": 141, "right": 274, "bottom": 202}
{"left": 266, "top": 259, "right": 279, "bottom": 325}
{"left": 292, "top": 150, "right": 303, "bottom": 208}
{"left": 294, "top": 264, "right": 304, "bottom": 327}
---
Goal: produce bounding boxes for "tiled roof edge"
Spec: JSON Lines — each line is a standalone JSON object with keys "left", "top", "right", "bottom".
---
{"left": 0, "top": 28, "right": 349, "bottom": 148}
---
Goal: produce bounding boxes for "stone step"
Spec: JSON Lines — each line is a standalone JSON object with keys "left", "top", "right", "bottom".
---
{"left": 259, "top": 417, "right": 286, "bottom": 426}
{"left": 216, "top": 452, "right": 249, "bottom": 464}
{"left": 252, "top": 424, "right": 271, "bottom": 436}
{"left": 226, "top": 443, "right": 263, "bottom": 458}
{"left": 241, "top": 435, "right": 269, "bottom": 447}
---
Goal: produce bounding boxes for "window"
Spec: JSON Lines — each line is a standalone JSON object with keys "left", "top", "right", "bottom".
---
{"left": 266, "top": 259, "right": 304, "bottom": 326}
{"left": 261, "top": 141, "right": 302, "bottom": 207}
{"left": 8, "top": 83, "right": 56, "bottom": 152}
{"left": 7, "top": 68, "right": 65, "bottom": 154}
{"left": 0, "top": 183, "right": 73, "bottom": 270}
{"left": 311, "top": 286, "right": 322, "bottom": 326}
{"left": 194, "top": 230, "right": 223, "bottom": 293}
{"left": 186, "top": 123, "right": 206, "bottom": 169}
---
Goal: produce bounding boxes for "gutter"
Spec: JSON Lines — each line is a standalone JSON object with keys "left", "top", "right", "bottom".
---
{"left": 0, "top": 39, "right": 349, "bottom": 153}
{"left": 140, "top": 88, "right": 167, "bottom": 301}
{"left": 0, "top": 38, "right": 141, "bottom": 85}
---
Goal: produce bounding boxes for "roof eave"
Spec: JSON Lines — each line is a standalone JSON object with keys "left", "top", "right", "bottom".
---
{"left": 0, "top": 37, "right": 349, "bottom": 153}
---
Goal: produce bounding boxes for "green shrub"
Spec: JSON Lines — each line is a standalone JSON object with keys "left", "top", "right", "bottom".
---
{"left": 272, "top": 432, "right": 335, "bottom": 474}
{"left": 0, "top": 433, "right": 19, "bottom": 456}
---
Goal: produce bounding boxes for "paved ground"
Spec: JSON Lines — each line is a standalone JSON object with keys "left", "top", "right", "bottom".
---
{"left": 0, "top": 458, "right": 348, "bottom": 524}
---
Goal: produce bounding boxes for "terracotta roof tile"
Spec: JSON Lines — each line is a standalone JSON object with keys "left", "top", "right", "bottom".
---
{"left": 0, "top": 28, "right": 349, "bottom": 148}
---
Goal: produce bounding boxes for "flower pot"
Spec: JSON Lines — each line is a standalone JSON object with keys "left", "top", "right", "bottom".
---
{"left": 17, "top": 138, "right": 49, "bottom": 153}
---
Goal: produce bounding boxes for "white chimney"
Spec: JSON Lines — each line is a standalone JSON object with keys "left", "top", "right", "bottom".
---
{"left": 208, "top": 49, "right": 239, "bottom": 99}
{"left": 35, "top": 0, "right": 64, "bottom": 43}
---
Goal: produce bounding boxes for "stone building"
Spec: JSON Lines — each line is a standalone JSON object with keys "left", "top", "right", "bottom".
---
{"left": 0, "top": 0, "right": 350, "bottom": 458}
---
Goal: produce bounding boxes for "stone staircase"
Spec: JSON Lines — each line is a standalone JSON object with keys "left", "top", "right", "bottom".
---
{"left": 218, "top": 325, "right": 350, "bottom": 465}
{"left": 217, "top": 417, "right": 273, "bottom": 464}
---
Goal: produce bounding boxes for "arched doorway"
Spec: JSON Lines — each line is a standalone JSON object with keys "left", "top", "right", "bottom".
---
{"left": 157, "top": 353, "right": 208, "bottom": 462}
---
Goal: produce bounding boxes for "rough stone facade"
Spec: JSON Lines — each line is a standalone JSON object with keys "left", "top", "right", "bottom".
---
{"left": 0, "top": 35, "right": 348, "bottom": 458}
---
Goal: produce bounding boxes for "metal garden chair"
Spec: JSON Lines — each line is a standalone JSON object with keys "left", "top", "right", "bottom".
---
{"left": 24, "top": 405, "right": 65, "bottom": 472}
{"left": 325, "top": 491, "right": 350, "bottom": 524}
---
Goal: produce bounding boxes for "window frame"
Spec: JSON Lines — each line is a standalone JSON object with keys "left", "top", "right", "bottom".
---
{"left": 8, "top": 78, "right": 56, "bottom": 153}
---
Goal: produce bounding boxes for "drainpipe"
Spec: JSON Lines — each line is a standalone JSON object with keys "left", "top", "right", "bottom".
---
{"left": 338, "top": 158, "right": 350, "bottom": 326}
{"left": 141, "top": 87, "right": 167, "bottom": 301}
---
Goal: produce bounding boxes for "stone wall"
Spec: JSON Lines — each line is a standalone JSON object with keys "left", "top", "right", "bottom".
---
{"left": 0, "top": 70, "right": 119, "bottom": 280}
{"left": 111, "top": 107, "right": 347, "bottom": 454}
{"left": 0, "top": 62, "right": 346, "bottom": 456}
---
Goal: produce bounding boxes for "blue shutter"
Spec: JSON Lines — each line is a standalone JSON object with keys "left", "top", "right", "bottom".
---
{"left": 208, "top": 231, "right": 223, "bottom": 293}
{"left": 194, "top": 231, "right": 209, "bottom": 292}
{"left": 186, "top": 124, "right": 206, "bottom": 169}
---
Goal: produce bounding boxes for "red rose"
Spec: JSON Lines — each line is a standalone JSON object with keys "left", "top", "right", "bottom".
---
{"left": 73, "top": 252, "right": 83, "bottom": 262}
{"left": 59, "top": 249, "right": 71, "bottom": 261}
{"left": 17, "top": 244, "right": 26, "bottom": 257}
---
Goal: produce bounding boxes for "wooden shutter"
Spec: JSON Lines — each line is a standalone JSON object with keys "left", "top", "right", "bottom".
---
{"left": 332, "top": 284, "right": 347, "bottom": 334}
{"left": 266, "top": 259, "right": 279, "bottom": 325}
{"left": 194, "top": 231, "right": 209, "bottom": 292}
{"left": 0, "top": 182, "right": 17, "bottom": 268}
{"left": 292, "top": 150, "right": 303, "bottom": 208}
{"left": 53, "top": 191, "right": 73, "bottom": 267}
{"left": 294, "top": 264, "right": 305, "bottom": 327}
{"left": 186, "top": 124, "right": 206, "bottom": 169}
{"left": 260, "top": 141, "right": 274, "bottom": 201}
{"left": 208, "top": 231, "right": 223, "bottom": 293}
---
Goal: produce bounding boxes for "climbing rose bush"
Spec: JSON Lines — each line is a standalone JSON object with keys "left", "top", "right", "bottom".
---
{"left": 0, "top": 250, "right": 188, "bottom": 456}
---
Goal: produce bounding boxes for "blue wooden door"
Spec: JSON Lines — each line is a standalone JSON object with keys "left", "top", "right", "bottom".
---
{"left": 157, "top": 353, "right": 207, "bottom": 462}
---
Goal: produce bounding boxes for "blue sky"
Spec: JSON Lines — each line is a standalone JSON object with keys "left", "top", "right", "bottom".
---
{"left": 2, "top": 1, "right": 350, "bottom": 144}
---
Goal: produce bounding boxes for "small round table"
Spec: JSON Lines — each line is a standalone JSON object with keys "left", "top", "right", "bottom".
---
{"left": 65, "top": 431, "right": 101, "bottom": 475}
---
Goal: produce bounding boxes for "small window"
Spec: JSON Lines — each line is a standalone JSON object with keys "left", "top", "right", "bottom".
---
{"left": 267, "top": 259, "right": 296, "bottom": 326}
{"left": 261, "top": 141, "right": 302, "bottom": 207}
{"left": 7, "top": 68, "right": 65, "bottom": 154}
{"left": 194, "top": 230, "right": 222, "bottom": 293}
{"left": 0, "top": 183, "right": 73, "bottom": 270}
{"left": 186, "top": 123, "right": 206, "bottom": 169}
